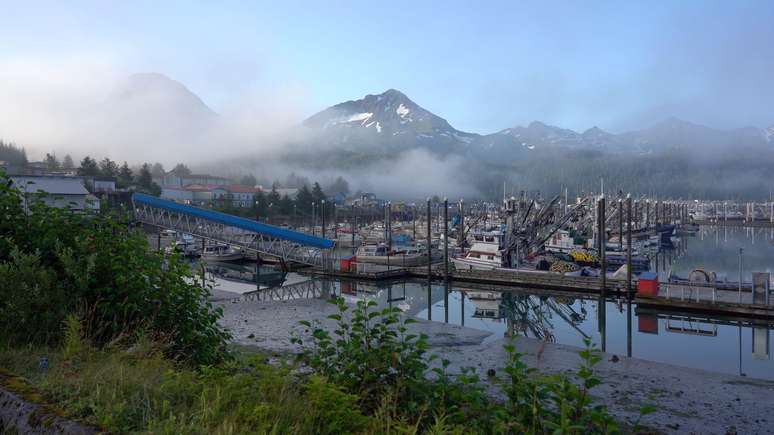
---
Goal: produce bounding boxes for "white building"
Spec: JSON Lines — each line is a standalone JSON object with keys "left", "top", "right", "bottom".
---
{"left": 212, "top": 185, "right": 259, "bottom": 208}
{"left": 160, "top": 169, "right": 229, "bottom": 187}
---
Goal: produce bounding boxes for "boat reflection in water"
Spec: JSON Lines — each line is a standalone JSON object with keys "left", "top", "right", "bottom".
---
{"left": 202, "top": 260, "right": 288, "bottom": 290}
{"left": 229, "top": 275, "right": 773, "bottom": 380}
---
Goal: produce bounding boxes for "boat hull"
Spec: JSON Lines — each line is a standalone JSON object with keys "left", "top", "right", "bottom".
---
{"left": 201, "top": 253, "right": 244, "bottom": 262}
{"left": 451, "top": 257, "right": 500, "bottom": 271}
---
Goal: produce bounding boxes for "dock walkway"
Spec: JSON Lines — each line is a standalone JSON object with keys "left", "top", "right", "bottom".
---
{"left": 309, "top": 264, "right": 774, "bottom": 320}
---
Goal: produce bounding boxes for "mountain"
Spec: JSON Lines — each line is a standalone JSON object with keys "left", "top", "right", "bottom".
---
{"left": 471, "top": 122, "right": 626, "bottom": 163}
{"left": 100, "top": 73, "right": 217, "bottom": 136}
{"left": 301, "top": 89, "right": 477, "bottom": 155}
{"left": 616, "top": 117, "right": 769, "bottom": 155}
{"left": 92, "top": 73, "right": 219, "bottom": 155}
{"left": 581, "top": 126, "right": 619, "bottom": 149}
{"left": 108, "top": 73, "right": 217, "bottom": 119}
{"left": 298, "top": 87, "right": 773, "bottom": 166}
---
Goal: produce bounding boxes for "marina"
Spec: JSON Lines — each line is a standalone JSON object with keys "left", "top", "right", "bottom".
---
{"left": 137, "top": 192, "right": 774, "bottom": 381}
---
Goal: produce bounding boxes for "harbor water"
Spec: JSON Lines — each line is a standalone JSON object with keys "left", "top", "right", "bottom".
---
{"left": 203, "top": 226, "right": 774, "bottom": 380}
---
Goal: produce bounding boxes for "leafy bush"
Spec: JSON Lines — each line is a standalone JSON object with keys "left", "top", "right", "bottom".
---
{"left": 293, "top": 298, "right": 430, "bottom": 413}
{"left": 0, "top": 170, "right": 229, "bottom": 365}
{"left": 295, "top": 296, "right": 623, "bottom": 433}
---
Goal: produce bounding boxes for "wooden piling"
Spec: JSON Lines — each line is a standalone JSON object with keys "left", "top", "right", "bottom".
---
{"left": 626, "top": 195, "right": 633, "bottom": 298}
{"left": 598, "top": 196, "right": 606, "bottom": 298}
{"left": 443, "top": 197, "right": 449, "bottom": 281}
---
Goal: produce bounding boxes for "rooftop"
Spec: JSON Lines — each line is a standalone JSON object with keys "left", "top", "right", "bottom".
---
{"left": 11, "top": 176, "right": 89, "bottom": 195}
{"left": 214, "top": 184, "right": 260, "bottom": 193}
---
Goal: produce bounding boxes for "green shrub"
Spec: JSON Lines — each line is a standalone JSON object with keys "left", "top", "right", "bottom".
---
{"left": 0, "top": 169, "right": 229, "bottom": 365}
{"left": 295, "top": 296, "right": 624, "bottom": 434}
{"left": 293, "top": 298, "right": 431, "bottom": 414}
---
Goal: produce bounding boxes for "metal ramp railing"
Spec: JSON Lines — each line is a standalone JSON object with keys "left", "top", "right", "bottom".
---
{"left": 131, "top": 193, "right": 335, "bottom": 268}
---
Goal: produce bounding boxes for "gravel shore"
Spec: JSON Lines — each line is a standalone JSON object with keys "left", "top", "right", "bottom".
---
{"left": 215, "top": 291, "right": 774, "bottom": 434}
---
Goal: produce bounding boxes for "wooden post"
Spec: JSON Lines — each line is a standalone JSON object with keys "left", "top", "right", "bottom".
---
{"left": 427, "top": 198, "right": 432, "bottom": 278}
{"left": 598, "top": 196, "right": 606, "bottom": 297}
{"left": 626, "top": 299, "right": 632, "bottom": 357}
{"left": 459, "top": 199, "right": 464, "bottom": 247}
{"left": 383, "top": 202, "right": 388, "bottom": 246}
{"left": 157, "top": 232, "right": 161, "bottom": 252}
{"left": 387, "top": 201, "right": 392, "bottom": 251}
{"left": 255, "top": 252, "right": 261, "bottom": 290}
{"left": 626, "top": 195, "right": 633, "bottom": 298}
{"left": 426, "top": 199, "right": 433, "bottom": 321}
{"left": 618, "top": 198, "right": 623, "bottom": 251}
{"left": 738, "top": 248, "right": 743, "bottom": 303}
{"left": 460, "top": 288, "right": 465, "bottom": 326}
{"left": 412, "top": 204, "right": 416, "bottom": 242}
{"left": 321, "top": 200, "right": 326, "bottom": 239}
{"left": 443, "top": 197, "right": 449, "bottom": 281}
{"left": 444, "top": 279, "right": 449, "bottom": 323}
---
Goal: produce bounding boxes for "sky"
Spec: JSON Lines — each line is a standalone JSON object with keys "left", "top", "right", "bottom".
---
{"left": 1, "top": 0, "right": 773, "bottom": 140}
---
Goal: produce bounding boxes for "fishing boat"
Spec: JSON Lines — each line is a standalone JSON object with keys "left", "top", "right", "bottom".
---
{"left": 355, "top": 244, "right": 429, "bottom": 267}
{"left": 463, "top": 290, "right": 503, "bottom": 319}
{"left": 164, "top": 233, "right": 199, "bottom": 257}
{"left": 201, "top": 244, "right": 245, "bottom": 262}
{"left": 451, "top": 242, "right": 502, "bottom": 271}
{"left": 467, "top": 229, "right": 504, "bottom": 245}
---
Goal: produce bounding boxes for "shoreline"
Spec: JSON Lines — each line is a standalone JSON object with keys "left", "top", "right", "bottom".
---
{"left": 214, "top": 291, "right": 774, "bottom": 434}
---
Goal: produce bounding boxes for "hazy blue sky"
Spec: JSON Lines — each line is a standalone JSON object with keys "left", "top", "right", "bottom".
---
{"left": 2, "top": 0, "right": 773, "bottom": 133}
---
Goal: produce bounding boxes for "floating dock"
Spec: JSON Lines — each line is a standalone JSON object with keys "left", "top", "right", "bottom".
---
{"left": 308, "top": 265, "right": 774, "bottom": 320}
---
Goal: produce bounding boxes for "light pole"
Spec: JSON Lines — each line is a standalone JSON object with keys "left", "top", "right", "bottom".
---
{"left": 311, "top": 202, "right": 315, "bottom": 236}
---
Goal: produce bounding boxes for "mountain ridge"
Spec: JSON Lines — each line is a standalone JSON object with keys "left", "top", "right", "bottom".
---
{"left": 301, "top": 89, "right": 773, "bottom": 158}
{"left": 100, "top": 75, "right": 774, "bottom": 160}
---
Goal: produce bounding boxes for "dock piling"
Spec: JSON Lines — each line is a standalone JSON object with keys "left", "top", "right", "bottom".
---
{"left": 443, "top": 197, "right": 449, "bottom": 281}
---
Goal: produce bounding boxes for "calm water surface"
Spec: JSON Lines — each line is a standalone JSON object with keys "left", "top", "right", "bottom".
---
{"left": 204, "top": 226, "right": 774, "bottom": 380}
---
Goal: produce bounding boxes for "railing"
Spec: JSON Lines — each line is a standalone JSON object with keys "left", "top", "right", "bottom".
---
{"left": 661, "top": 282, "right": 773, "bottom": 307}
{"left": 132, "top": 193, "right": 335, "bottom": 268}
{"left": 238, "top": 279, "right": 330, "bottom": 302}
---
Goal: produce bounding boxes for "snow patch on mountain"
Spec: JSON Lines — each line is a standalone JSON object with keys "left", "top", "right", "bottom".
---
{"left": 396, "top": 103, "right": 410, "bottom": 118}
{"left": 348, "top": 112, "right": 372, "bottom": 123}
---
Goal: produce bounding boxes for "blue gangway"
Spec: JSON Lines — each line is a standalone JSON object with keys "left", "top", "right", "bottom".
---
{"left": 132, "top": 193, "right": 334, "bottom": 267}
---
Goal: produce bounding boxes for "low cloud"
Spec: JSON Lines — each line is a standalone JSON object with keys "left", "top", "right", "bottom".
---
{"left": 0, "top": 57, "right": 305, "bottom": 165}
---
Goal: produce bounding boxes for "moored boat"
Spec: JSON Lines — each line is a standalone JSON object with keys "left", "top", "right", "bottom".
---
{"left": 201, "top": 244, "right": 245, "bottom": 262}
{"left": 451, "top": 242, "right": 502, "bottom": 271}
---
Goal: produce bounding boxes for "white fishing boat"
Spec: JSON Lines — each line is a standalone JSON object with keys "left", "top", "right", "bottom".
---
{"left": 467, "top": 230, "right": 504, "bottom": 245}
{"left": 201, "top": 244, "right": 245, "bottom": 262}
{"left": 464, "top": 290, "right": 503, "bottom": 319}
{"left": 451, "top": 242, "right": 502, "bottom": 271}
{"left": 355, "top": 244, "right": 430, "bottom": 267}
